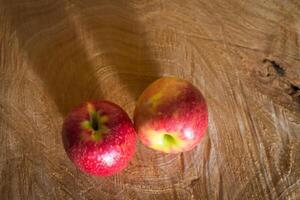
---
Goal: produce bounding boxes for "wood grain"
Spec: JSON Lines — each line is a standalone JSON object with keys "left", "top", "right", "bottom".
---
{"left": 0, "top": 0, "right": 299, "bottom": 199}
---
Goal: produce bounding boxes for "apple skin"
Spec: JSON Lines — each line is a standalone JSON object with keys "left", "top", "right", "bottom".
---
{"left": 134, "top": 77, "right": 208, "bottom": 154}
{"left": 62, "top": 101, "right": 136, "bottom": 176}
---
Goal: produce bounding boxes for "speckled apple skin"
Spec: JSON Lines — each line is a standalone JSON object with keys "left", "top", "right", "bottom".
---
{"left": 134, "top": 77, "right": 208, "bottom": 153}
{"left": 62, "top": 101, "right": 136, "bottom": 176}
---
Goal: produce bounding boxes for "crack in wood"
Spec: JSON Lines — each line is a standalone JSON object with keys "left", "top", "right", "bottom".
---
{"left": 288, "top": 84, "right": 300, "bottom": 102}
{"left": 263, "top": 59, "right": 285, "bottom": 76}
{"left": 290, "top": 84, "right": 300, "bottom": 95}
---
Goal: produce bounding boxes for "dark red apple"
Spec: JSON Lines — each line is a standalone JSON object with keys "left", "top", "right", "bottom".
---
{"left": 134, "top": 77, "right": 208, "bottom": 154}
{"left": 62, "top": 101, "right": 136, "bottom": 176}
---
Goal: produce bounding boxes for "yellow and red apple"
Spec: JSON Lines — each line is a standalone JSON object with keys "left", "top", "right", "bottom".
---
{"left": 134, "top": 77, "right": 208, "bottom": 154}
{"left": 62, "top": 101, "right": 136, "bottom": 176}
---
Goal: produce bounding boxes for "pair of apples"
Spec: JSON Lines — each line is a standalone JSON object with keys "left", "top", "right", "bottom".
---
{"left": 62, "top": 77, "right": 208, "bottom": 176}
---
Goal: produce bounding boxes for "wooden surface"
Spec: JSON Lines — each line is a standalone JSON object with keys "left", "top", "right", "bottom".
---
{"left": 0, "top": 0, "right": 300, "bottom": 199}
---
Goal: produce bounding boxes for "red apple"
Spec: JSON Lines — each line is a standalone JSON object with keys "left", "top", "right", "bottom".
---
{"left": 134, "top": 77, "right": 208, "bottom": 154}
{"left": 62, "top": 101, "right": 136, "bottom": 176}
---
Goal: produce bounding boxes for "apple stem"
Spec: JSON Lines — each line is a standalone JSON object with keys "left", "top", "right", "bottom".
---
{"left": 163, "top": 134, "right": 176, "bottom": 147}
{"left": 91, "top": 112, "right": 99, "bottom": 131}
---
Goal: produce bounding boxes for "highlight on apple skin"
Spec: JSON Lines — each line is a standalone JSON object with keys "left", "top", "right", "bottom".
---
{"left": 134, "top": 77, "right": 208, "bottom": 154}
{"left": 62, "top": 101, "right": 136, "bottom": 176}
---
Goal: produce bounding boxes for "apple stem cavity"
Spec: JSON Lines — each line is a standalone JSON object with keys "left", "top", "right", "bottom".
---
{"left": 81, "top": 106, "right": 110, "bottom": 142}
{"left": 163, "top": 134, "right": 176, "bottom": 147}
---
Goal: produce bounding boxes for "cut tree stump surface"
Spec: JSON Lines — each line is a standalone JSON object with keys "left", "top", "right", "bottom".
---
{"left": 0, "top": 0, "right": 300, "bottom": 199}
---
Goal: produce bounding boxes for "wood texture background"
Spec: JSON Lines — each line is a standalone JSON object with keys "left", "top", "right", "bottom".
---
{"left": 0, "top": 0, "right": 300, "bottom": 199}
